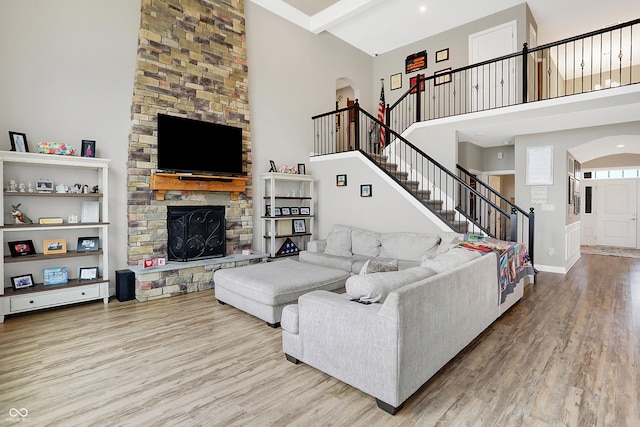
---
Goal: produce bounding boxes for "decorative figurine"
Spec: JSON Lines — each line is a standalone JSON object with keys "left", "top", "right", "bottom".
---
{"left": 55, "top": 184, "right": 68, "bottom": 193}
{"left": 71, "top": 183, "right": 82, "bottom": 194}
{"left": 82, "top": 185, "right": 90, "bottom": 194}
{"left": 8, "top": 179, "right": 18, "bottom": 192}
{"left": 92, "top": 185, "right": 99, "bottom": 194}
{"left": 68, "top": 215, "right": 79, "bottom": 224}
{"left": 11, "top": 204, "right": 33, "bottom": 224}
{"left": 27, "top": 183, "right": 34, "bottom": 193}
{"left": 18, "top": 183, "right": 26, "bottom": 192}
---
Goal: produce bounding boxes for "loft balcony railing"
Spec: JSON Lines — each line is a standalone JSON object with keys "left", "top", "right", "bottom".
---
{"left": 386, "top": 18, "right": 639, "bottom": 138}
{"left": 312, "top": 103, "right": 535, "bottom": 266}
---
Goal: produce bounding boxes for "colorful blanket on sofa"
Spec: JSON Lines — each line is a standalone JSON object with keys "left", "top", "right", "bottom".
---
{"left": 457, "top": 237, "right": 533, "bottom": 304}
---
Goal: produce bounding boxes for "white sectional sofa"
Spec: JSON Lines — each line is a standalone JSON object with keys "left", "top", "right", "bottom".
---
{"left": 282, "top": 224, "right": 527, "bottom": 414}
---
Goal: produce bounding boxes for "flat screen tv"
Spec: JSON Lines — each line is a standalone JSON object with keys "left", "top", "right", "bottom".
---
{"left": 157, "top": 113, "right": 244, "bottom": 176}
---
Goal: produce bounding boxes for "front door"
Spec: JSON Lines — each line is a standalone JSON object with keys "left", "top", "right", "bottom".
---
{"left": 595, "top": 179, "right": 637, "bottom": 248}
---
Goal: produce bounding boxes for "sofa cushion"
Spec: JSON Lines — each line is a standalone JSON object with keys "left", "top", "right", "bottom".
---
{"left": 380, "top": 232, "right": 441, "bottom": 261}
{"left": 421, "top": 247, "right": 482, "bottom": 273}
{"left": 351, "top": 228, "right": 381, "bottom": 257}
{"left": 422, "top": 232, "right": 464, "bottom": 260}
{"left": 346, "top": 266, "right": 436, "bottom": 303}
{"left": 324, "top": 224, "right": 352, "bottom": 257}
{"left": 299, "top": 250, "right": 354, "bottom": 273}
{"left": 359, "top": 258, "right": 399, "bottom": 275}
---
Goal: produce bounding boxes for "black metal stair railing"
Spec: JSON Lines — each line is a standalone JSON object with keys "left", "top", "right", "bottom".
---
{"left": 385, "top": 18, "right": 639, "bottom": 140}
{"left": 312, "top": 102, "right": 535, "bottom": 265}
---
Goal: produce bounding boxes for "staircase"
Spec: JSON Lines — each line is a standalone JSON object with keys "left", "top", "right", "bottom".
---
{"left": 367, "top": 153, "right": 469, "bottom": 233}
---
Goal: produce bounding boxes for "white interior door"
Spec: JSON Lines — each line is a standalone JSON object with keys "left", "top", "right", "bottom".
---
{"left": 469, "top": 20, "right": 517, "bottom": 111}
{"left": 595, "top": 179, "right": 638, "bottom": 248}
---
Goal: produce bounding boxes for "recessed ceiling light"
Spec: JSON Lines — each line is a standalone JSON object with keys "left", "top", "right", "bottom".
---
{"left": 616, "top": 144, "right": 625, "bottom": 148}
{"left": 475, "top": 132, "right": 485, "bottom": 136}
{"left": 419, "top": 5, "right": 428, "bottom": 13}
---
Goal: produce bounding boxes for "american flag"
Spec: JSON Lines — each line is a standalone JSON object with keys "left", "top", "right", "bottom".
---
{"left": 377, "top": 80, "right": 386, "bottom": 149}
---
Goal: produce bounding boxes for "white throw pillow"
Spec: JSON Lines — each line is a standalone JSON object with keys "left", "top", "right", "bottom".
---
{"left": 359, "top": 259, "right": 399, "bottom": 275}
{"left": 323, "top": 224, "right": 352, "bottom": 257}
{"left": 351, "top": 228, "right": 381, "bottom": 257}
{"left": 347, "top": 267, "right": 436, "bottom": 303}
{"left": 421, "top": 248, "right": 481, "bottom": 273}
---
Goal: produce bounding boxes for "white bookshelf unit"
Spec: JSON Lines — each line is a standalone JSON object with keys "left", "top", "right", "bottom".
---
{"left": 0, "top": 151, "right": 110, "bottom": 322}
{"left": 261, "top": 172, "right": 315, "bottom": 258}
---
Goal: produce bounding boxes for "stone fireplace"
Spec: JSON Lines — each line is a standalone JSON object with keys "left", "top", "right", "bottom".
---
{"left": 126, "top": 0, "right": 264, "bottom": 301}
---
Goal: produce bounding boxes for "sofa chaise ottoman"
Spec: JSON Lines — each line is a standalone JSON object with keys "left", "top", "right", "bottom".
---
{"left": 213, "top": 258, "right": 350, "bottom": 327}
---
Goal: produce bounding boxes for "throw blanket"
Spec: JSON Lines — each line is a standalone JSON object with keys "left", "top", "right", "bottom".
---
{"left": 457, "top": 238, "right": 534, "bottom": 304}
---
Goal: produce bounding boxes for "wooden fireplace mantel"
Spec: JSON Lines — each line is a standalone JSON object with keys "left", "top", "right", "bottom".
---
{"left": 150, "top": 173, "right": 248, "bottom": 201}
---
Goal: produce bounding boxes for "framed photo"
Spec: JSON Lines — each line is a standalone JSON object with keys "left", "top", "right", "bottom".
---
{"left": 290, "top": 207, "right": 300, "bottom": 215}
{"left": 81, "top": 140, "right": 96, "bottom": 157}
{"left": 11, "top": 273, "right": 35, "bottom": 290}
{"left": 281, "top": 207, "right": 291, "bottom": 216}
{"left": 81, "top": 201, "right": 100, "bottom": 222}
{"left": 43, "top": 239, "right": 67, "bottom": 255}
{"left": 8, "top": 240, "right": 36, "bottom": 257}
{"left": 77, "top": 236, "right": 99, "bottom": 252}
{"left": 361, "top": 184, "right": 373, "bottom": 197}
{"left": 390, "top": 73, "right": 402, "bottom": 90}
{"left": 410, "top": 74, "right": 425, "bottom": 94}
{"left": 526, "top": 146, "right": 554, "bottom": 185}
{"left": 336, "top": 174, "right": 347, "bottom": 187}
{"left": 269, "top": 160, "right": 277, "bottom": 172}
{"left": 297, "top": 163, "right": 306, "bottom": 175}
{"left": 43, "top": 267, "right": 68, "bottom": 286}
{"left": 274, "top": 207, "right": 282, "bottom": 216}
{"left": 405, "top": 50, "right": 427, "bottom": 73}
{"left": 434, "top": 68, "right": 452, "bottom": 86}
{"left": 36, "top": 179, "right": 54, "bottom": 192}
{"left": 293, "top": 219, "right": 306, "bottom": 234}
{"left": 79, "top": 267, "right": 99, "bottom": 281}
{"left": 300, "top": 207, "right": 310, "bottom": 215}
{"left": 9, "top": 131, "right": 29, "bottom": 152}
{"left": 266, "top": 204, "right": 271, "bottom": 216}
{"left": 435, "top": 48, "right": 450, "bottom": 62}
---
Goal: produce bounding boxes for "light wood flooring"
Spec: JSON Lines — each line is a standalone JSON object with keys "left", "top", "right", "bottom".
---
{"left": 1, "top": 253, "right": 638, "bottom": 426}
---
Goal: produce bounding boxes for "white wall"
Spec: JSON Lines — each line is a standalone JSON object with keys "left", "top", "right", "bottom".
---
{"left": 0, "top": 1, "right": 140, "bottom": 282}
{"left": 246, "top": 2, "right": 373, "bottom": 249}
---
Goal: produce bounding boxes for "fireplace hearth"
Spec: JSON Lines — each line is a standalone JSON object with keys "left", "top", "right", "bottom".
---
{"left": 167, "top": 206, "right": 225, "bottom": 261}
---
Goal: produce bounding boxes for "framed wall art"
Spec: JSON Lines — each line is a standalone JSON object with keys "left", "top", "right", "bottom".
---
{"left": 435, "top": 48, "right": 449, "bottom": 62}
{"left": 405, "top": 50, "right": 427, "bottom": 73}
{"left": 336, "top": 174, "right": 347, "bottom": 187}
{"left": 390, "top": 73, "right": 402, "bottom": 90}
{"left": 361, "top": 184, "right": 372, "bottom": 197}
{"left": 434, "top": 68, "right": 452, "bottom": 86}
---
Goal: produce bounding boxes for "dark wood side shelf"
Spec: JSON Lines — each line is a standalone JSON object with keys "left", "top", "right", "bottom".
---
{"left": 5, "top": 249, "right": 104, "bottom": 263}
{"left": 150, "top": 173, "right": 247, "bottom": 201}
{"left": 4, "top": 278, "right": 107, "bottom": 295}
{"left": 263, "top": 233, "right": 312, "bottom": 239}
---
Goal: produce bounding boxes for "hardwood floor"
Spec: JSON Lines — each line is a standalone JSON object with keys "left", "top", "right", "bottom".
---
{"left": 1, "top": 254, "right": 638, "bottom": 426}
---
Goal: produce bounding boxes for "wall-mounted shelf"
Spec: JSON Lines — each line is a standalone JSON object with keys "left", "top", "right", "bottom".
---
{"left": 150, "top": 173, "right": 247, "bottom": 200}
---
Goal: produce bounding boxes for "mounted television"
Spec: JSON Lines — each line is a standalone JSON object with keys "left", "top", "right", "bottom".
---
{"left": 157, "top": 113, "right": 244, "bottom": 176}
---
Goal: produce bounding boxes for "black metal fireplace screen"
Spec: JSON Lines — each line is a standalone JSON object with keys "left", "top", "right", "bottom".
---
{"left": 167, "top": 206, "right": 225, "bottom": 261}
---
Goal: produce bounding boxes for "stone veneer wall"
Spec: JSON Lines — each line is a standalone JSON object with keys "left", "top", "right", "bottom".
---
{"left": 127, "top": 0, "right": 253, "bottom": 300}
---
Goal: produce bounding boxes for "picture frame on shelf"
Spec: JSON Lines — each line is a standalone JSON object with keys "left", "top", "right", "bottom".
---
{"left": 36, "top": 179, "right": 54, "bottom": 192}
{"left": 361, "top": 184, "right": 373, "bottom": 197}
{"left": 79, "top": 267, "right": 99, "bottom": 281}
{"left": 290, "top": 207, "right": 300, "bottom": 215}
{"left": 269, "top": 160, "right": 277, "bottom": 172}
{"left": 11, "top": 273, "right": 35, "bottom": 290}
{"left": 81, "top": 140, "right": 96, "bottom": 157}
{"left": 8, "top": 240, "right": 36, "bottom": 257}
{"left": 293, "top": 219, "right": 306, "bottom": 234}
{"left": 76, "top": 236, "right": 99, "bottom": 252}
{"left": 43, "top": 267, "right": 69, "bottom": 286}
{"left": 277, "top": 220, "right": 293, "bottom": 236}
{"left": 81, "top": 201, "right": 100, "bottom": 223}
{"left": 276, "top": 238, "right": 299, "bottom": 256}
{"left": 336, "top": 174, "right": 347, "bottom": 187}
{"left": 43, "top": 239, "right": 67, "bottom": 255}
{"left": 9, "top": 131, "right": 29, "bottom": 152}
{"left": 266, "top": 204, "right": 271, "bottom": 216}
{"left": 297, "top": 163, "right": 306, "bottom": 175}
{"left": 281, "top": 207, "right": 291, "bottom": 216}
{"left": 274, "top": 207, "right": 282, "bottom": 216}
{"left": 300, "top": 207, "right": 310, "bottom": 215}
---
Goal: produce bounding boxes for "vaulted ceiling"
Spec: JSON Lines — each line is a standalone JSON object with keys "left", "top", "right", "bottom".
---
{"left": 251, "top": 0, "right": 640, "bottom": 56}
